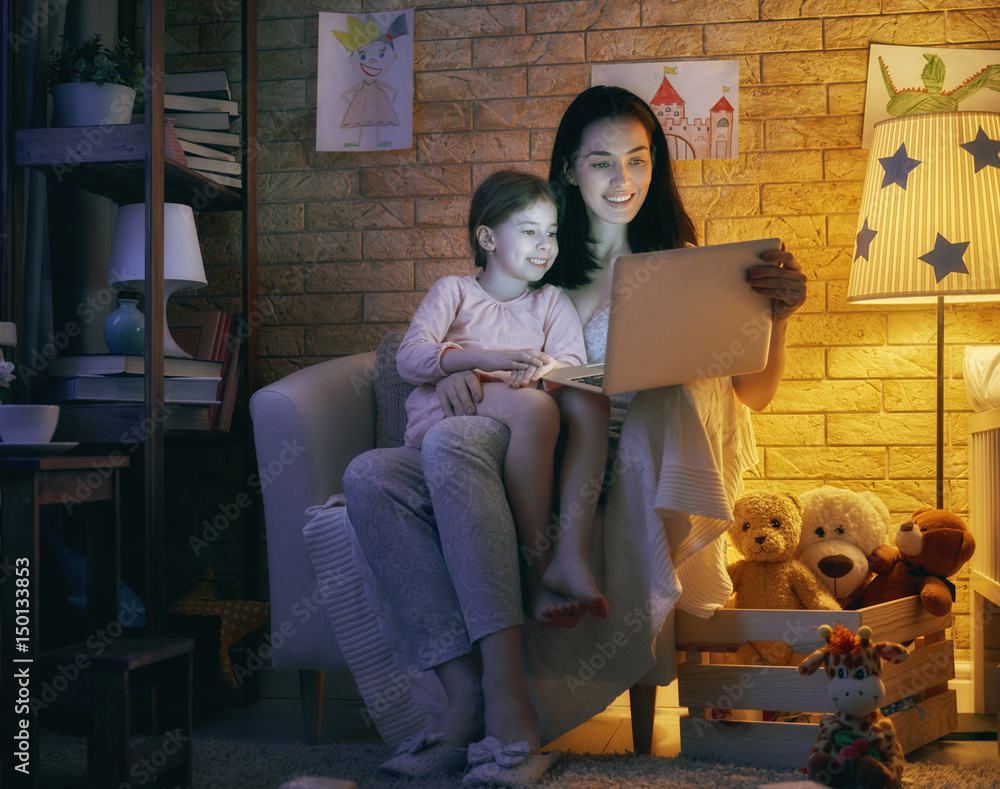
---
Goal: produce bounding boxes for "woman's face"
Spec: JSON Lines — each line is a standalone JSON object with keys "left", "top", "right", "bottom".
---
{"left": 567, "top": 117, "right": 653, "bottom": 229}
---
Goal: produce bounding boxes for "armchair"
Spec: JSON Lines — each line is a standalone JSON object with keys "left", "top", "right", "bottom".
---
{"left": 249, "top": 349, "right": 375, "bottom": 744}
{"left": 250, "top": 336, "right": 667, "bottom": 750}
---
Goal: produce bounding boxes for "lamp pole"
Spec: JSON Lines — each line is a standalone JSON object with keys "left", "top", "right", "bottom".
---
{"left": 936, "top": 296, "right": 944, "bottom": 510}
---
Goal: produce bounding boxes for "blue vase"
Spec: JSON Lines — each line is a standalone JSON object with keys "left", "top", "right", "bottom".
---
{"left": 104, "top": 298, "right": 145, "bottom": 356}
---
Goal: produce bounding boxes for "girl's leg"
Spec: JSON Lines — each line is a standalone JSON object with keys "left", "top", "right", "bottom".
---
{"left": 546, "top": 387, "right": 611, "bottom": 616}
{"left": 475, "top": 383, "right": 581, "bottom": 626}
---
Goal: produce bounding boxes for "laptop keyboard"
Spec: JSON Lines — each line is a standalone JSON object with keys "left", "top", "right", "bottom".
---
{"left": 570, "top": 373, "right": 604, "bottom": 388}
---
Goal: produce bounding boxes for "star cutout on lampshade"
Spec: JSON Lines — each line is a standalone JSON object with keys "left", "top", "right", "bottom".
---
{"left": 878, "top": 143, "right": 922, "bottom": 189}
{"left": 855, "top": 218, "right": 878, "bottom": 261}
{"left": 960, "top": 125, "right": 1000, "bottom": 173}
{"left": 919, "top": 233, "right": 971, "bottom": 284}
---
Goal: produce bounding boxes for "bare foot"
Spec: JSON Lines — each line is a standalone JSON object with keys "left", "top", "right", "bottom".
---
{"left": 536, "top": 588, "right": 584, "bottom": 627}
{"left": 522, "top": 569, "right": 583, "bottom": 627}
{"left": 542, "top": 554, "right": 609, "bottom": 618}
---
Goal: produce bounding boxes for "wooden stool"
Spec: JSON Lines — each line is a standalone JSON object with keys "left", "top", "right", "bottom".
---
{"left": 44, "top": 637, "right": 194, "bottom": 788}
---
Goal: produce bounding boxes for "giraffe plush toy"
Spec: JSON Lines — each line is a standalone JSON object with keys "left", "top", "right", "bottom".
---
{"left": 797, "top": 624, "right": 910, "bottom": 788}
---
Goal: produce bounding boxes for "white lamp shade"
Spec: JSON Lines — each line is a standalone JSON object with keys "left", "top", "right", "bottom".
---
{"left": 107, "top": 203, "right": 208, "bottom": 357}
{"left": 848, "top": 112, "right": 1000, "bottom": 305}
{"left": 108, "top": 202, "right": 208, "bottom": 290}
{"left": 0, "top": 321, "right": 15, "bottom": 347}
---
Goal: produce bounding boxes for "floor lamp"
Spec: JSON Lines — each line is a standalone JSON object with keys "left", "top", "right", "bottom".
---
{"left": 847, "top": 111, "right": 1000, "bottom": 509}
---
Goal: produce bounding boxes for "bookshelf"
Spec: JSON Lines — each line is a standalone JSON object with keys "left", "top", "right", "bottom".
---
{"left": 4, "top": 0, "right": 260, "bottom": 633}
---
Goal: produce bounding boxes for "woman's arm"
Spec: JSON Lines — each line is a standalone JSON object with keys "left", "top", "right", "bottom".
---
{"left": 733, "top": 247, "right": 807, "bottom": 411}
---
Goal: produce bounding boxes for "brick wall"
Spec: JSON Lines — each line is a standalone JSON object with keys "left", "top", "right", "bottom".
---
{"left": 168, "top": 1, "right": 1000, "bottom": 658}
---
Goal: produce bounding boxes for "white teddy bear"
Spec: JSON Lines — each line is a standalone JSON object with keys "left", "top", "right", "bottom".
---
{"left": 797, "top": 486, "right": 895, "bottom": 609}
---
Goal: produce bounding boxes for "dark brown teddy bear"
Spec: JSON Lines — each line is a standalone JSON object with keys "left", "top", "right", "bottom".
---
{"left": 860, "top": 508, "right": 976, "bottom": 616}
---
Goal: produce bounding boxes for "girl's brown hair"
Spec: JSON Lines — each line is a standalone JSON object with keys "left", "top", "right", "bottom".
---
{"left": 468, "top": 170, "right": 563, "bottom": 271}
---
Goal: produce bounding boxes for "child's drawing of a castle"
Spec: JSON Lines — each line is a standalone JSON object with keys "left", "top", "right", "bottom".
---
{"left": 648, "top": 73, "right": 734, "bottom": 160}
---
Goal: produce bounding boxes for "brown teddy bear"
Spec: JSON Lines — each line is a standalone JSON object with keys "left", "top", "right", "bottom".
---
{"left": 728, "top": 491, "right": 842, "bottom": 666}
{"left": 860, "top": 508, "right": 976, "bottom": 616}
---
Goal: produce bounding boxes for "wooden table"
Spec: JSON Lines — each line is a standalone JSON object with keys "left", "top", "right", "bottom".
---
{"left": 0, "top": 454, "right": 128, "bottom": 787}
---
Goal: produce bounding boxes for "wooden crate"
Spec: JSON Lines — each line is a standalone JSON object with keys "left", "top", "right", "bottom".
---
{"left": 675, "top": 596, "right": 958, "bottom": 768}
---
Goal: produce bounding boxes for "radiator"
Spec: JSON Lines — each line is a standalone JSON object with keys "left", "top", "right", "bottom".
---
{"left": 967, "top": 405, "right": 1000, "bottom": 716}
{"left": 969, "top": 407, "right": 1000, "bottom": 589}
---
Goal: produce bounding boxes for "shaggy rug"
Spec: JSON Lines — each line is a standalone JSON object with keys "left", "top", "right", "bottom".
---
{"left": 39, "top": 730, "right": 1000, "bottom": 789}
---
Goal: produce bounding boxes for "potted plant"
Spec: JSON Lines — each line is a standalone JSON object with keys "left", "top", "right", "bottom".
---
{"left": 47, "top": 34, "right": 144, "bottom": 127}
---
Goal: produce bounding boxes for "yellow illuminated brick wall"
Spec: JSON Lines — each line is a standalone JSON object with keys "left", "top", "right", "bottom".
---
{"left": 169, "top": 2, "right": 1000, "bottom": 659}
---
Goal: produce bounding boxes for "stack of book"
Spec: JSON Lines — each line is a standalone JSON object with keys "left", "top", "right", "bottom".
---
{"left": 156, "top": 70, "right": 242, "bottom": 189}
{"left": 41, "top": 354, "right": 222, "bottom": 431}
{"left": 41, "top": 311, "right": 243, "bottom": 432}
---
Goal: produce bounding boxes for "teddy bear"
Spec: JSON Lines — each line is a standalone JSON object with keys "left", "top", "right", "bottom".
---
{"left": 797, "top": 486, "right": 896, "bottom": 609}
{"left": 727, "top": 491, "right": 842, "bottom": 666}
{"left": 860, "top": 508, "right": 976, "bottom": 616}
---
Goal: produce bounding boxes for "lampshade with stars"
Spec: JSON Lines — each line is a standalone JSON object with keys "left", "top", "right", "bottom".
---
{"left": 848, "top": 111, "right": 1000, "bottom": 305}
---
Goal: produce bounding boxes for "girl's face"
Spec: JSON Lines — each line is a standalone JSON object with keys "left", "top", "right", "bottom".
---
{"left": 567, "top": 117, "right": 653, "bottom": 229}
{"left": 478, "top": 199, "right": 559, "bottom": 286}
{"left": 349, "top": 40, "right": 395, "bottom": 80}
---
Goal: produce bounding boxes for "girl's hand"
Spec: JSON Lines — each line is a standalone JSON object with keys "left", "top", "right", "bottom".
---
{"left": 436, "top": 370, "right": 483, "bottom": 417}
{"left": 475, "top": 348, "right": 550, "bottom": 373}
{"left": 746, "top": 245, "right": 807, "bottom": 322}
{"left": 508, "top": 352, "right": 558, "bottom": 387}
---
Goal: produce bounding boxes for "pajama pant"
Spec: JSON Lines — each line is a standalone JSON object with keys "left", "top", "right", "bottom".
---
{"left": 344, "top": 416, "right": 523, "bottom": 672}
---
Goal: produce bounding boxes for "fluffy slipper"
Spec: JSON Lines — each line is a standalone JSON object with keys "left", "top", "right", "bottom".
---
{"left": 378, "top": 729, "right": 468, "bottom": 778}
{"left": 463, "top": 736, "right": 560, "bottom": 786}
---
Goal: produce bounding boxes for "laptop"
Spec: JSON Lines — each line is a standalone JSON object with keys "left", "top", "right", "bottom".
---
{"left": 544, "top": 238, "right": 780, "bottom": 395}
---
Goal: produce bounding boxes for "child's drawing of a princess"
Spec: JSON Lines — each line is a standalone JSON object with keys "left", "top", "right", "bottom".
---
{"left": 333, "top": 14, "right": 409, "bottom": 148}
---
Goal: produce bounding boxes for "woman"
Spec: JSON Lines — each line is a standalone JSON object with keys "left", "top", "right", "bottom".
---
{"left": 343, "top": 85, "right": 806, "bottom": 784}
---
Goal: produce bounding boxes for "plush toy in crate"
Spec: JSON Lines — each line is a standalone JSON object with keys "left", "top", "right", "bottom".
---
{"left": 797, "top": 624, "right": 909, "bottom": 789}
{"left": 797, "top": 486, "right": 895, "bottom": 609}
{"left": 860, "top": 509, "right": 975, "bottom": 616}
{"left": 727, "top": 491, "right": 841, "bottom": 666}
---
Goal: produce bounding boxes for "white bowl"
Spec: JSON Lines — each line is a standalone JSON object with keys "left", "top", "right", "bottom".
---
{"left": 0, "top": 404, "right": 60, "bottom": 444}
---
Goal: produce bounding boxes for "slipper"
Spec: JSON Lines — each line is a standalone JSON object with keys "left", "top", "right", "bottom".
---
{"left": 463, "top": 736, "right": 560, "bottom": 786}
{"left": 378, "top": 729, "right": 469, "bottom": 778}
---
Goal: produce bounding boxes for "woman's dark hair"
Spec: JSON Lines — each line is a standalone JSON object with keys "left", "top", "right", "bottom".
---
{"left": 468, "top": 170, "right": 563, "bottom": 271}
{"left": 543, "top": 85, "right": 697, "bottom": 289}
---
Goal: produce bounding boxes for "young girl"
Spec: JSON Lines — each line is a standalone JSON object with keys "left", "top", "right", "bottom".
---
{"left": 396, "top": 170, "right": 611, "bottom": 622}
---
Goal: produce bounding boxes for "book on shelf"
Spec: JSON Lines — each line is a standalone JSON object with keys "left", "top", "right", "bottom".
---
{"left": 211, "top": 314, "right": 243, "bottom": 432}
{"left": 196, "top": 170, "right": 242, "bottom": 189}
{"left": 39, "top": 374, "right": 222, "bottom": 404}
{"left": 166, "top": 111, "right": 233, "bottom": 131}
{"left": 56, "top": 402, "right": 215, "bottom": 436}
{"left": 173, "top": 126, "right": 241, "bottom": 150}
{"left": 165, "top": 403, "right": 215, "bottom": 430}
{"left": 184, "top": 156, "right": 242, "bottom": 177}
{"left": 164, "top": 70, "right": 232, "bottom": 100}
{"left": 134, "top": 111, "right": 232, "bottom": 131}
{"left": 45, "top": 354, "right": 223, "bottom": 378}
{"left": 178, "top": 138, "right": 236, "bottom": 162}
{"left": 164, "top": 92, "right": 239, "bottom": 117}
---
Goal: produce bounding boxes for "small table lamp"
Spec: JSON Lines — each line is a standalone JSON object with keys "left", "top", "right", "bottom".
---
{"left": 847, "top": 111, "right": 1000, "bottom": 507}
{"left": 108, "top": 203, "right": 208, "bottom": 358}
